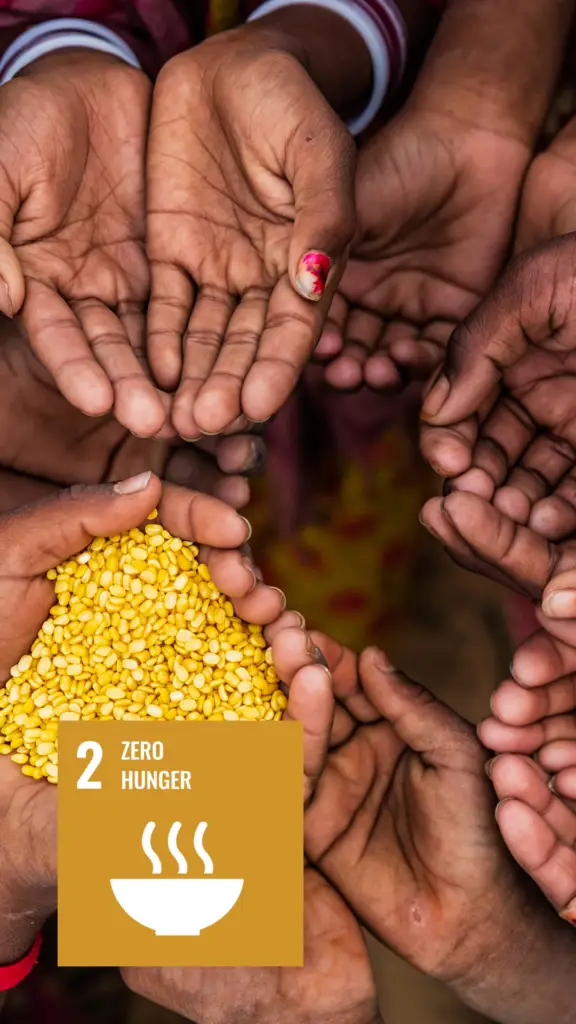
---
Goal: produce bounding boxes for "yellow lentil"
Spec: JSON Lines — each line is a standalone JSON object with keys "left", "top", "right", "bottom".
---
{"left": 1, "top": 513, "right": 286, "bottom": 783}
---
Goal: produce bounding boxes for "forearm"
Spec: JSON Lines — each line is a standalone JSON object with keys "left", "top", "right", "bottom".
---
{"left": 450, "top": 905, "right": 576, "bottom": 1024}
{"left": 243, "top": 7, "right": 372, "bottom": 118}
{"left": 412, "top": 0, "right": 576, "bottom": 145}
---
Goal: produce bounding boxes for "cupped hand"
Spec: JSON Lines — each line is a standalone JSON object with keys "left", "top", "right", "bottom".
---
{"left": 491, "top": 752, "right": 576, "bottom": 924}
{"left": 272, "top": 628, "right": 532, "bottom": 985}
{"left": 122, "top": 638, "right": 381, "bottom": 1024}
{"left": 0, "top": 50, "right": 166, "bottom": 437}
{"left": 315, "top": 104, "right": 528, "bottom": 392}
{"left": 0, "top": 322, "right": 263, "bottom": 510}
{"left": 515, "top": 112, "right": 576, "bottom": 252}
{"left": 146, "top": 27, "right": 355, "bottom": 438}
{"left": 0, "top": 478, "right": 283, "bottom": 966}
{"left": 420, "top": 235, "right": 576, "bottom": 521}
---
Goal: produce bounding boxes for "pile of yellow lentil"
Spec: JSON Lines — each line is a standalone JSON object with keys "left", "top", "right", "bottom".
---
{"left": 0, "top": 512, "right": 286, "bottom": 784}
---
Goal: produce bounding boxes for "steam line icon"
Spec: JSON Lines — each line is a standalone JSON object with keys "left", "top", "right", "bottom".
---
{"left": 110, "top": 820, "right": 244, "bottom": 936}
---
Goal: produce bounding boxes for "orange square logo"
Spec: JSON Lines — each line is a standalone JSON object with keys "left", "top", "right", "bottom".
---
{"left": 58, "top": 721, "right": 303, "bottom": 967}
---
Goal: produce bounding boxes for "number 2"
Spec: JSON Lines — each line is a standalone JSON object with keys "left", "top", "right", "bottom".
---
{"left": 77, "top": 741, "right": 103, "bottom": 789}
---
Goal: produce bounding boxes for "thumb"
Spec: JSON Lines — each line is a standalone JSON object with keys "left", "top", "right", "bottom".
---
{"left": 288, "top": 103, "right": 356, "bottom": 304}
{"left": 0, "top": 471, "right": 161, "bottom": 577}
{"left": 421, "top": 236, "right": 576, "bottom": 428}
{"left": 359, "top": 647, "right": 476, "bottom": 764}
{"left": 0, "top": 166, "right": 25, "bottom": 317}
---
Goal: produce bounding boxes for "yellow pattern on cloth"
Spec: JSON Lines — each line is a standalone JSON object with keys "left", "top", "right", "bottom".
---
{"left": 207, "top": 0, "right": 240, "bottom": 33}
{"left": 249, "top": 426, "right": 427, "bottom": 652}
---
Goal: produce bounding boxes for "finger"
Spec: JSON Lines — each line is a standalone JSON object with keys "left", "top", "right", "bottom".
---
{"left": 542, "top": 568, "right": 576, "bottom": 620}
{"left": 22, "top": 281, "right": 114, "bottom": 417}
{"left": 450, "top": 396, "right": 536, "bottom": 502}
{"left": 240, "top": 276, "right": 324, "bottom": 422}
{"left": 493, "top": 434, "right": 575, "bottom": 525}
{"left": 283, "top": 661, "right": 334, "bottom": 804}
{"left": 440, "top": 491, "right": 561, "bottom": 598}
{"left": 420, "top": 496, "right": 530, "bottom": 592}
{"left": 490, "top": 676, "right": 576, "bottom": 727}
{"left": 0, "top": 238, "right": 24, "bottom": 318}
{"left": 382, "top": 320, "right": 452, "bottom": 384}
{"left": 214, "top": 434, "right": 266, "bottom": 477}
{"left": 531, "top": 466, "right": 576, "bottom": 540}
{"left": 323, "top": 309, "right": 383, "bottom": 390}
{"left": 550, "top": 767, "right": 576, "bottom": 802}
{"left": 157, "top": 483, "right": 251, "bottom": 549}
{"left": 420, "top": 415, "right": 480, "bottom": 479}
{"left": 420, "top": 239, "right": 576, "bottom": 428}
{"left": 271, "top": 627, "right": 321, "bottom": 684}
{"left": 537, "top": 740, "right": 576, "bottom": 775}
{"left": 288, "top": 113, "right": 355, "bottom": 304}
{"left": 358, "top": 646, "right": 478, "bottom": 767}
{"left": 172, "top": 286, "right": 236, "bottom": 440}
{"left": 165, "top": 446, "right": 250, "bottom": 510}
{"left": 148, "top": 262, "right": 194, "bottom": 391}
{"left": 491, "top": 754, "right": 576, "bottom": 847}
{"left": 193, "top": 289, "right": 268, "bottom": 434}
{"left": 496, "top": 796, "right": 576, "bottom": 918}
{"left": 0, "top": 170, "right": 25, "bottom": 315}
{"left": 264, "top": 610, "right": 306, "bottom": 643}
{"left": 512, "top": 628, "right": 576, "bottom": 688}
{"left": 73, "top": 298, "right": 166, "bottom": 437}
{"left": 0, "top": 471, "right": 161, "bottom": 577}
{"left": 228, "top": 582, "right": 286, "bottom": 626}
{"left": 118, "top": 300, "right": 146, "bottom": 359}
{"left": 479, "top": 713, "right": 576, "bottom": 754}
{"left": 315, "top": 291, "right": 348, "bottom": 360}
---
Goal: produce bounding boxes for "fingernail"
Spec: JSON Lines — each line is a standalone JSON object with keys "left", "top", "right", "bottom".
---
{"left": 114, "top": 470, "right": 152, "bottom": 495}
{"left": 311, "top": 645, "right": 328, "bottom": 668}
{"left": 542, "top": 590, "right": 576, "bottom": 618}
{"left": 494, "top": 797, "right": 510, "bottom": 822}
{"left": 549, "top": 776, "right": 559, "bottom": 795}
{"left": 295, "top": 251, "right": 331, "bottom": 302}
{"left": 509, "top": 660, "right": 518, "bottom": 682}
{"left": 0, "top": 276, "right": 13, "bottom": 318}
{"left": 373, "top": 648, "right": 394, "bottom": 673}
{"left": 239, "top": 516, "right": 252, "bottom": 542}
{"left": 560, "top": 906, "right": 576, "bottom": 925}
{"left": 181, "top": 434, "right": 203, "bottom": 443}
{"left": 296, "top": 612, "right": 306, "bottom": 630}
{"left": 245, "top": 440, "right": 267, "bottom": 476}
{"left": 421, "top": 374, "right": 450, "bottom": 421}
{"left": 241, "top": 558, "right": 257, "bottom": 593}
{"left": 485, "top": 756, "right": 498, "bottom": 779}
{"left": 270, "top": 587, "right": 287, "bottom": 611}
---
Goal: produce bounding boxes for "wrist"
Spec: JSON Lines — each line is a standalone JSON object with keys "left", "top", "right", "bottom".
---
{"left": 0, "top": 891, "right": 48, "bottom": 966}
{"left": 243, "top": 6, "right": 372, "bottom": 119}
{"left": 443, "top": 900, "right": 576, "bottom": 1024}
{"left": 410, "top": 0, "right": 576, "bottom": 146}
{"left": 15, "top": 46, "right": 131, "bottom": 78}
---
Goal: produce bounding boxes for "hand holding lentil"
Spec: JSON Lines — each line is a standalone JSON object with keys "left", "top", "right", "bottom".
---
{"left": 0, "top": 473, "right": 286, "bottom": 783}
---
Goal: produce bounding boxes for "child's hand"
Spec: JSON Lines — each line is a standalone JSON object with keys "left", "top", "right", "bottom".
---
{"left": 315, "top": 96, "right": 529, "bottom": 391}
{"left": 0, "top": 323, "right": 261, "bottom": 510}
{"left": 491, "top": 753, "right": 576, "bottom": 925}
{"left": 420, "top": 234, "right": 576, "bottom": 503}
{"left": 0, "top": 50, "right": 166, "bottom": 438}
{"left": 122, "top": 635, "right": 381, "bottom": 1024}
{"left": 272, "top": 628, "right": 576, "bottom": 1022}
{"left": 146, "top": 28, "right": 355, "bottom": 439}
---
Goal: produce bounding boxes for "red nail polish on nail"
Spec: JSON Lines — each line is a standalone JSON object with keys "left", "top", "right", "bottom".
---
{"left": 295, "top": 251, "right": 331, "bottom": 301}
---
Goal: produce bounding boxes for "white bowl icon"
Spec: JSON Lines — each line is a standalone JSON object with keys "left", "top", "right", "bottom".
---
{"left": 110, "top": 878, "right": 244, "bottom": 936}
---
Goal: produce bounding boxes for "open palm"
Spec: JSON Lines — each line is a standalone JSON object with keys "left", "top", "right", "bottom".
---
{"left": 319, "top": 107, "right": 529, "bottom": 391}
{"left": 146, "top": 31, "right": 355, "bottom": 439}
{"left": 0, "top": 51, "right": 166, "bottom": 437}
